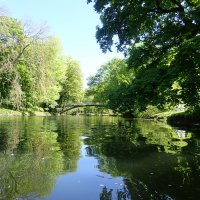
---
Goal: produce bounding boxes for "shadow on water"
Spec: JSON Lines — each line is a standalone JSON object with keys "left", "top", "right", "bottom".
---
{"left": 0, "top": 116, "right": 199, "bottom": 200}
{"left": 84, "top": 118, "right": 200, "bottom": 200}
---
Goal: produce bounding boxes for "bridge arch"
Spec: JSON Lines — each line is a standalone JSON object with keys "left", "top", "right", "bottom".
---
{"left": 57, "top": 103, "right": 105, "bottom": 114}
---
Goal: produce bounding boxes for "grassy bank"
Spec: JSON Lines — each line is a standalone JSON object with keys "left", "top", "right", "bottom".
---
{"left": 0, "top": 108, "right": 51, "bottom": 116}
{"left": 0, "top": 108, "right": 22, "bottom": 116}
{"left": 136, "top": 106, "right": 184, "bottom": 121}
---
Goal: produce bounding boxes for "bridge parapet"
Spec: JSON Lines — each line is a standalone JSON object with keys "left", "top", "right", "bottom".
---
{"left": 57, "top": 103, "right": 105, "bottom": 114}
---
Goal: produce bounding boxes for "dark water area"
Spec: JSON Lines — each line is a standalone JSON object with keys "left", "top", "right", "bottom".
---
{"left": 0, "top": 116, "right": 200, "bottom": 200}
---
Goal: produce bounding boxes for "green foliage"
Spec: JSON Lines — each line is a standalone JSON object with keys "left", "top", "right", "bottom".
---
{"left": 87, "top": 58, "right": 135, "bottom": 116}
{"left": 0, "top": 108, "right": 22, "bottom": 115}
{"left": 137, "top": 106, "right": 161, "bottom": 118}
{"left": 88, "top": 0, "right": 200, "bottom": 52}
{"left": 0, "top": 15, "right": 83, "bottom": 112}
{"left": 88, "top": 0, "right": 200, "bottom": 115}
{"left": 26, "top": 37, "right": 65, "bottom": 109}
{"left": 0, "top": 16, "right": 24, "bottom": 107}
{"left": 57, "top": 57, "right": 83, "bottom": 107}
{"left": 170, "top": 36, "right": 200, "bottom": 108}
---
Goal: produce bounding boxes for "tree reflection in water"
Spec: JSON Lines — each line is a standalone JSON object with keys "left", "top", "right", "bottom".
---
{"left": 100, "top": 185, "right": 130, "bottom": 200}
{"left": 0, "top": 117, "right": 64, "bottom": 200}
{"left": 100, "top": 187, "right": 113, "bottom": 200}
{"left": 85, "top": 119, "right": 200, "bottom": 200}
{"left": 0, "top": 116, "right": 199, "bottom": 200}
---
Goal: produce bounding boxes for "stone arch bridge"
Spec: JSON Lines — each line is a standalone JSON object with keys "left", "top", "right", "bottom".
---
{"left": 57, "top": 103, "right": 105, "bottom": 114}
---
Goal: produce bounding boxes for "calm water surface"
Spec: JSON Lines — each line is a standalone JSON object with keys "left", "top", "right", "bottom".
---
{"left": 0, "top": 116, "right": 200, "bottom": 200}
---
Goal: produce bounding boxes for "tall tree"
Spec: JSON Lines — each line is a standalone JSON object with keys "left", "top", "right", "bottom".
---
{"left": 0, "top": 15, "right": 49, "bottom": 109}
{"left": 88, "top": 0, "right": 200, "bottom": 111}
{"left": 20, "top": 36, "right": 65, "bottom": 110}
{"left": 58, "top": 57, "right": 83, "bottom": 108}
{"left": 0, "top": 16, "right": 25, "bottom": 108}
{"left": 87, "top": 58, "right": 135, "bottom": 116}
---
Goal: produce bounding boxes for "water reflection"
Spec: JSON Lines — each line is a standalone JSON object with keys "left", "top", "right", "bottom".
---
{"left": 84, "top": 119, "right": 200, "bottom": 200}
{"left": 0, "top": 117, "right": 64, "bottom": 199}
{"left": 55, "top": 116, "right": 82, "bottom": 172}
{"left": 100, "top": 185, "right": 130, "bottom": 200}
{"left": 0, "top": 116, "right": 199, "bottom": 200}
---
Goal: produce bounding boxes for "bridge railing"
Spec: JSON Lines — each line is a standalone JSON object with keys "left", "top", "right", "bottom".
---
{"left": 56, "top": 102, "right": 105, "bottom": 113}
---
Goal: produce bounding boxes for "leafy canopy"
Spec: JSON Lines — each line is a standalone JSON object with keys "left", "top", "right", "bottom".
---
{"left": 88, "top": 0, "right": 200, "bottom": 110}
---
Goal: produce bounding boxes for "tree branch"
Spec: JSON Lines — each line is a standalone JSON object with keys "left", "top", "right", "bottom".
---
{"left": 13, "top": 43, "right": 30, "bottom": 66}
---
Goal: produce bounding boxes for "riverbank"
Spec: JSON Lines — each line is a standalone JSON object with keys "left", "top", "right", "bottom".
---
{"left": 0, "top": 108, "right": 51, "bottom": 116}
{"left": 150, "top": 110, "right": 200, "bottom": 129}
{"left": 0, "top": 108, "right": 22, "bottom": 116}
{"left": 167, "top": 111, "right": 200, "bottom": 128}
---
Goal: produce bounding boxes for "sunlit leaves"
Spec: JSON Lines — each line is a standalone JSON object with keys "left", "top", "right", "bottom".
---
{"left": 89, "top": 0, "right": 200, "bottom": 112}
{"left": 87, "top": 58, "right": 135, "bottom": 116}
{"left": 58, "top": 57, "right": 83, "bottom": 107}
{"left": 0, "top": 15, "right": 83, "bottom": 111}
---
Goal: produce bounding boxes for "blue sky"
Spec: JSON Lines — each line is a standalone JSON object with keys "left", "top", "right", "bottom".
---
{"left": 0, "top": 0, "right": 123, "bottom": 87}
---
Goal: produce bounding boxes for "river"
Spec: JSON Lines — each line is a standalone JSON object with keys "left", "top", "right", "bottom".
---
{"left": 0, "top": 116, "right": 199, "bottom": 200}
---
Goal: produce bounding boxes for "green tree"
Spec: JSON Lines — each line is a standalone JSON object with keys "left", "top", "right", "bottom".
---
{"left": 58, "top": 57, "right": 83, "bottom": 108}
{"left": 0, "top": 14, "right": 83, "bottom": 112}
{"left": 0, "top": 16, "right": 25, "bottom": 108}
{"left": 0, "top": 16, "right": 62, "bottom": 110}
{"left": 20, "top": 36, "right": 65, "bottom": 110}
{"left": 88, "top": 0, "right": 200, "bottom": 111}
{"left": 87, "top": 58, "right": 135, "bottom": 116}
